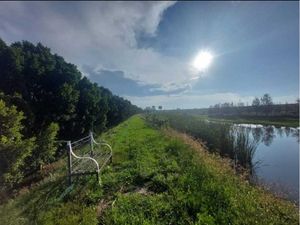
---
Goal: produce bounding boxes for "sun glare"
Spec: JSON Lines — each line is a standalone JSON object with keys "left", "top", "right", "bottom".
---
{"left": 192, "top": 51, "right": 213, "bottom": 72}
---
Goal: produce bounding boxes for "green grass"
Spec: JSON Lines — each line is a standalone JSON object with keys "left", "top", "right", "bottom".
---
{"left": 195, "top": 115, "right": 299, "bottom": 127}
{"left": 0, "top": 115, "right": 298, "bottom": 224}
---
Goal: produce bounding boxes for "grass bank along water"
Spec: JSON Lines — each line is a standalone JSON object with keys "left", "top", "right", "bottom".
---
{"left": 145, "top": 112, "right": 300, "bottom": 203}
{"left": 145, "top": 112, "right": 259, "bottom": 170}
{"left": 0, "top": 115, "right": 298, "bottom": 224}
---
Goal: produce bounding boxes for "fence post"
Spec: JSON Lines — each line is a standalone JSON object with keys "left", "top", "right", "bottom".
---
{"left": 67, "top": 141, "right": 72, "bottom": 186}
{"left": 90, "top": 131, "right": 94, "bottom": 157}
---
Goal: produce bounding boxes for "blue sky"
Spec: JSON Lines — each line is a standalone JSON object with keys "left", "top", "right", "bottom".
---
{"left": 0, "top": 1, "right": 298, "bottom": 109}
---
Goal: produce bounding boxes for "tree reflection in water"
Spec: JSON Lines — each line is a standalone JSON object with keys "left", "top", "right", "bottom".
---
{"left": 252, "top": 127, "right": 263, "bottom": 143}
{"left": 234, "top": 124, "right": 299, "bottom": 148}
{"left": 262, "top": 126, "right": 276, "bottom": 146}
{"left": 232, "top": 123, "right": 299, "bottom": 203}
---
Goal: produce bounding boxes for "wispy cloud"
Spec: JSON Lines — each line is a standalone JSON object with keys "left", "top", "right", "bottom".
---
{"left": 0, "top": 1, "right": 194, "bottom": 92}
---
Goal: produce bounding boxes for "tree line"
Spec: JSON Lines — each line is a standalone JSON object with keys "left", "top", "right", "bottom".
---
{"left": 0, "top": 38, "right": 141, "bottom": 187}
{"left": 208, "top": 94, "right": 299, "bottom": 117}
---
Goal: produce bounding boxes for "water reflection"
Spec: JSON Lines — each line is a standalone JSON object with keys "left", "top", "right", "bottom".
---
{"left": 291, "top": 128, "right": 300, "bottom": 143}
{"left": 233, "top": 124, "right": 299, "bottom": 146}
{"left": 252, "top": 127, "right": 263, "bottom": 143}
{"left": 232, "top": 123, "right": 299, "bottom": 203}
{"left": 262, "top": 126, "right": 275, "bottom": 146}
{"left": 277, "top": 127, "right": 284, "bottom": 137}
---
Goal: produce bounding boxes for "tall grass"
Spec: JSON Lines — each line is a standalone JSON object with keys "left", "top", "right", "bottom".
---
{"left": 145, "top": 112, "right": 258, "bottom": 169}
{"left": 231, "top": 127, "right": 258, "bottom": 170}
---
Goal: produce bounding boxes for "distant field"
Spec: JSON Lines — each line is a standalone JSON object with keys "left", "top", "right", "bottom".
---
{"left": 0, "top": 115, "right": 298, "bottom": 224}
{"left": 194, "top": 115, "right": 299, "bottom": 128}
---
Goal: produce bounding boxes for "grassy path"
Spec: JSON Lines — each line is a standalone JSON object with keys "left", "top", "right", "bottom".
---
{"left": 0, "top": 115, "right": 298, "bottom": 225}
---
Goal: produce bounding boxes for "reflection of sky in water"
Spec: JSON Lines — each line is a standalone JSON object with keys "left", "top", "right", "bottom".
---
{"left": 233, "top": 124, "right": 299, "bottom": 202}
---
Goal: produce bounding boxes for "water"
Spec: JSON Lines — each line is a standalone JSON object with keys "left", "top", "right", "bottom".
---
{"left": 233, "top": 124, "right": 299, "bottom": 203}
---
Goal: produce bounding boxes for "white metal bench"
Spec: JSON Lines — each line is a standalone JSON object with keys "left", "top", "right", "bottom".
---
{"left": 66, "top": 132, "right": 112, "bottom": 185}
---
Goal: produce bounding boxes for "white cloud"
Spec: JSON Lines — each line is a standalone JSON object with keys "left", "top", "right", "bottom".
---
{"left": 0, "top": 1, "right": 194, "bottom": 91}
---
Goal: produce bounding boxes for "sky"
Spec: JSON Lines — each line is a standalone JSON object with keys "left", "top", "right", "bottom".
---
{"left": 0, "top": 1, "right": 299, "bottom": 109}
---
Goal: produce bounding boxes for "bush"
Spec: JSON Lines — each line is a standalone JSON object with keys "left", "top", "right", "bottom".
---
{"left": 30, "top": 122, "right": 59, "bottom": 170}
{"left": 0, "top": 99, "right": 36, "bottom": 186}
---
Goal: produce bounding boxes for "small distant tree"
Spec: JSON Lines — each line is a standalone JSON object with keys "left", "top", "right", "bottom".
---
{"left": 214, "top": 103, "right": 221, "bottom": 108}
{"left": 260, "top": 93, "right": 273, "bottom": 106}
{"left": 152, "top": 106, "right": 156, "bottom": 111}
{"left": 145, "top": 106, "right": 151, "bottom": 113}
{"left": 252, "top": 97, "right": 261, "bottom": 115}
{"left": 260, "top": 93, "right": 273, "bottom": 116}
{"left": 221, "top": 102, "right": 230, "bottom": 108}
{"left": 237, "top": 102, "right": 244, "bottom": 107}
{"left": 252, "top": 97, "right": 260, "bottom": 107}
{"left": 158, "top": 106, "right": 162, "bottom": 110}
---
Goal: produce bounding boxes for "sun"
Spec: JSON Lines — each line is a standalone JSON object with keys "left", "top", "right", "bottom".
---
{"left": 192, "top": 51, "right": 213, "bottom": 72}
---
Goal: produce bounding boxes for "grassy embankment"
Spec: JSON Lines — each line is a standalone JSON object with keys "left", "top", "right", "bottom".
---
{"left": 196, "top": 115, "right": 299, "bottom": 128}
{"left": 0, "top": 115, "right": 298, "bottom": 225}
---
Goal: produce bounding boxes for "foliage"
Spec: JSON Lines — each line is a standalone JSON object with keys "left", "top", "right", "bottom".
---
{"left": 0, "top": 37, "right": 140, "bottom": 186}
{"left": 0, "top": 38, "right": 141, "bottom": 140}
{"left": 0, "top": 99, "right": 36, "bottom": 185}
{"left": 252, "top": 97, "right": 260, "bottom": 107}
{"left": 260, "top": 93, "right": 273, "bottom": 106}
{"left": 30, "top": 122, "right": 60, "bottom": 170}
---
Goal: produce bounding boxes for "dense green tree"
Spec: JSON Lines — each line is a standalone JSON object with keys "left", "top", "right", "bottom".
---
{"left": 0, "top": 99, "right": 36, "bottom": 185}
{"left": 0, "top": 38, "right": 141, "bottom": 186}
{"left": 0, "top": 38, "right": 140, "bottom": 141}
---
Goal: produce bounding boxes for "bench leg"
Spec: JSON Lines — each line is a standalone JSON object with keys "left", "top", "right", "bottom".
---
{"left": 97, "top": 172, "right": 101, "bottom": 186}
{"left": 68, "top": 174, "right": 72, "bottom": 186}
